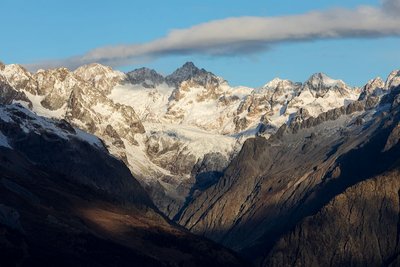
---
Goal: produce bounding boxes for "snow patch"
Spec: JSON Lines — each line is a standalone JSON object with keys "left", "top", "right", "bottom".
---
{"left": 74, "top": 128, "right": 104, "bottom": 148}
{"left": 23, "top": 91, "right": 67, "bottom": 119}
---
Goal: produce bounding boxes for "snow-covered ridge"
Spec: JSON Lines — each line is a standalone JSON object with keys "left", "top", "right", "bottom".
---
{"left": 0, "top": 104, "right": 104, "bottom": 148}
{"left": 1, "top": 60, "right": 398, "bottom": 217}
{"left": 111, "top": 65, "right": 361, "bottom": 136}
{"left": 386, "top": 70, "right": 400, "bottom": 89}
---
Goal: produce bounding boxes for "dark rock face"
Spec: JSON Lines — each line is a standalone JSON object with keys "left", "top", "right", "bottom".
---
{"left": 383, "top": 122, "right": 400, "bottom": 152}
{"left": 0, "top": 104, "right": 248, "bottom": 267}
{"left": 265, "top": 171, "right": 400, "bottom": 267}
{"left": 172, "top": 152, "right": 230, "bottom": 221}
{"left": 176, "top": 86, "right": 400, "bottom": 266}
{"left": 0, "top": 104, "right": 151, "bottom": 207}
{"left": 0, "top": 204, "right": 24, "bottom": 233}
{"left": 166, "top": 62, "right": 222, "bottom": 89}
{"left": 126, "top": 67, "right": 165, "bottom": 88}
{"left": 288, "top": 101, "right": 365, "bottom": 134}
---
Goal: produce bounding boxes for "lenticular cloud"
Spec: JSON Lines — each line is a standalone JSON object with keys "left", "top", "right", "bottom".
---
{"left": 26, "top": 0, "right": 400, "bottom": 71}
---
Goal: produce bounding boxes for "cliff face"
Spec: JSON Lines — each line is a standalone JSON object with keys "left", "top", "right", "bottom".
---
{"left": 177, "top": 85, "right": 400, "bottom": 266}
{"left": 265, "top": 169, "right": 400, "bottom": 267}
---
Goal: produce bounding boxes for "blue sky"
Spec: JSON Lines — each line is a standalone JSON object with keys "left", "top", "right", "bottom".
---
{"left": 1, "top": 0, "right": 399, "bottom": 87}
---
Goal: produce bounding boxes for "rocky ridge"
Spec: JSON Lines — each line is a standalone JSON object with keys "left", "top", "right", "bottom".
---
{"left": 175, "top": 75, "right": 400, "bottom": 266}
{"left": 0, "top": 61, "right": 391, "bottom": 218}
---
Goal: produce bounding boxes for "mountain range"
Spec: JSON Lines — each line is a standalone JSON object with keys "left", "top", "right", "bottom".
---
{"left": 1, "top": 60, "right": 400, "bottom": 266}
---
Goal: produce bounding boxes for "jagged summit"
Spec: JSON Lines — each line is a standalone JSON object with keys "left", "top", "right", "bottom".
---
{"left": 173, "top": 61, "right": 200, "bottom": 75}
{"left": 258, "top": 77, "right": 300, "bottom": 94}
{"left": 263, "top": 77, "right": 286, "bottom": 87}
{"left": 123, "top": 62, "right": 222, "bottom": 89}
{"left": 358, "top": 77, "right": 386, "bottom": 100}
{"left": 74, "top": 62, "right": 114, "bottom": 75}
{"left": 2, "top": 64, "right": 32, "bottom": 82}
{"left": 182, "top": 61, "right": 196, "bottom": 68}
{"left": 2, "top": 64, "right": 39, "bottom": 95}
{"left": 305, "top": 72, "right": 342, "bottom": 87}
{"left": 302, "top": 72, "right": 351, "bottom": 97}
{"left": 42, "top": 62, "right": 121, "bottom": 78}
{"left": 126, "top": 67, "right": 165, "bottom": 88}
{"left": 386, "top": 69, "right": 400, "bottom": 89}
{"left": 168, "top": 61, "right": 200, "bottom": 76}
{"left": 165, "top": 61, "right": 221, "bottom": 88}
{"left": 257, "top": 73, "right": 351, "bottom": 98}
{"left": 74, "top": 63, "right": 124, "bottom": 93}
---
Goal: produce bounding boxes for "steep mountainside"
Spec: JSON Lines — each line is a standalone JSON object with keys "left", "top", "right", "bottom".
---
{"left": 108, "top": 63, "right": 360, "bottom": 216}
{"left": 0, "top": 103, "right": 247, "bottom": 266}
{"left": 265, "top": 169, "right": 400, "bottom": 266}
{"left": 2, "top": 59, "right": 400, "bottom": 266}
{"left": 0, "top": 61, "right": 380, "bottom": 219}
{"left": 175, "top": 73, "right": 400, "bottom": 266}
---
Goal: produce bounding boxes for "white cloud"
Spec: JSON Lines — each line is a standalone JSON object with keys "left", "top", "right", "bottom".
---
{"left": 26, "top": 0, "right": 400, "bottom": 71}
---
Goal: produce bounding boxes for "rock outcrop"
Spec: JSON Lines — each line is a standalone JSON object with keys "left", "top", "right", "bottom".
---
{"left": 126, "top": 67, "right": 165, "bottom": 88}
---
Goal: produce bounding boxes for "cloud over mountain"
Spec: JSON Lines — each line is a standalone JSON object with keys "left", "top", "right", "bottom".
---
{"left": 26, "top": 0, "right": 400, "bottom": 71}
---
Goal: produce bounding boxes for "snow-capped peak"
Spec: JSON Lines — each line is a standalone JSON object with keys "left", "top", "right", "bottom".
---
{"left": 165, "top": 61, "right": 225, "bottom": 88}
{"left": 1, "top": 64, "right": 39, "bottom": 95}
{"left": 358, "top": 77, "right": 386, "bottom": 101}
{"left": 74, "top": 63, "right": 123, "bottom": 80}
{"left": 259, "top": 78, "right": 299, "bottom": 93}
{"left": 75, "top": 62, "right": 109, "bottom": 72}
{"left": 367, "top": 77, "right": 385, "bottom": 88}
{"left": 302, "top": 72, "right": 351, "bottom": 98}
{"left": 306, "top": 73, "right": 343, "bottom": 87}
{"left": 263, "top": 78, "right": 285, "bottom": 88}
{"left": 74, "top": 63, "right": 124, "bottom": 93}
{"left": 166, "top": 61, "right": 201, "bottom": 86}
{"left": 174, "top": 61, "right": 198, "bottom": 75}
{"left": 385, "top": 70, "right": 400, "bottom": 89}
{"left": 2, "top": 64, "right": 32, "bottom": 81}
